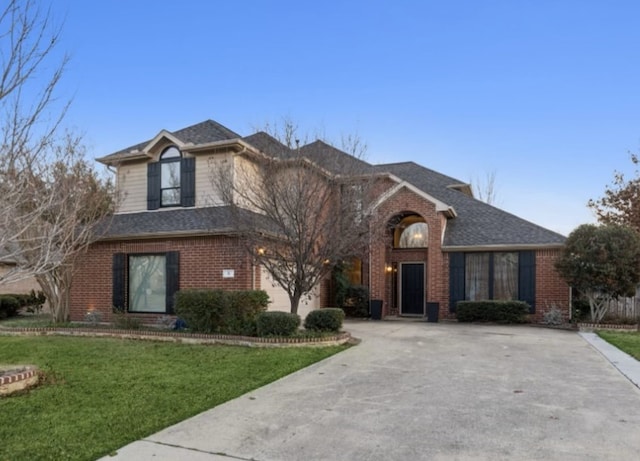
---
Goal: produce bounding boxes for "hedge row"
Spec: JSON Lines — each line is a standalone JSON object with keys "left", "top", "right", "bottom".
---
{"left": 174, "top": 289, "right": 269, "bottom": 335}
{"left": 456, "top": 300, "right": 530, "bottom": 323}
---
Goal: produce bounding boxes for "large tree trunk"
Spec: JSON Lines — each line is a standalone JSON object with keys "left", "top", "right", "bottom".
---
{"left": 586, "top": 291, "right": 609, "bottom": 324}
{"left": 36, "top": 270, "right": 71, "bottom": 324}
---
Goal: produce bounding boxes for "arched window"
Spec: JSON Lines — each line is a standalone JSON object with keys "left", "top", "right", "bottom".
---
{"left": 392, "top": 214, "right": 428, "bottom": 248}
{"left": 399, "top": 222, "right": 428, "bottom": 248}
{"left": 160, "top": 146, "right": 181, "bottom": 206}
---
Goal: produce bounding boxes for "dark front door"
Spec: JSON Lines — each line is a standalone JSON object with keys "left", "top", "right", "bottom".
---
{"left": 401, "top": 263, "right": 425, "bottom": 315}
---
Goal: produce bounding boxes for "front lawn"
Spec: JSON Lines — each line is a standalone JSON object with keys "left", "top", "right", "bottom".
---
{"left": 597, "top": 330, "right": 640, "bottom": 360}
{"left": 0, "top": 336, "right": 347, "bottom": 460}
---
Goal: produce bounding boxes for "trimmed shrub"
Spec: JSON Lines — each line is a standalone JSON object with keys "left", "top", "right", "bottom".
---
{"left": 0, "top": 295, "right": 20, "bottom": 319}
{"left": 456, "top": 300, "right": 530, "bottom": 324}
{"left": 341, "top": 285, "right": 370, "bottom": 318}
{"left": 174, "top": 289, "right": 269, "bottom": 335}
{"left": 304, "top": 308, "right": 345, "bottom": 332}
{"left": 256, "top": 311, "right": 300, "bottom": 337}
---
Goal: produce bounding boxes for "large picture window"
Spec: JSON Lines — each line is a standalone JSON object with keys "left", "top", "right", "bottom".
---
{"left": 464, "top": 252, "right": 518, "bottom": 301}
{"left": 112, "top": 252, "right": 180, "bottom": 314}
{"left": 449, "top": 251, "right": 535, "bottom": 313}
{"left": 129, "top": 255, "right": 166, "bottom": 312}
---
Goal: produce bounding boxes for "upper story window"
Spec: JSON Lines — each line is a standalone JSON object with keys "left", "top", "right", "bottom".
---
{"left": 147, "top": 146, "right": 196, "bottom": 210}
{"left": 160, "top": 147, "right": 181, "bottom": 207}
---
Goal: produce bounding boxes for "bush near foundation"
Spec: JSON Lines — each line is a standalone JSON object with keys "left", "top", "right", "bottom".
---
{"left": 256, "top": 311, "right": 301, "bottom": 337}
{"left": 0, "top": 291, "right": 46, "bottom": 319}
{"left": 174, "top": 289, "right": 269, "bottom": 335}
{"left": 456, "top": 300, "right": 530, "bottom": 324}
{"left": 304, "top": 308, "right": 345, "bottom": 332}
{"left": 0, "top": 295, "right": 20, "bottom": 319}
{"left": 340, "top": 285, "right": 370, "bottom": 318}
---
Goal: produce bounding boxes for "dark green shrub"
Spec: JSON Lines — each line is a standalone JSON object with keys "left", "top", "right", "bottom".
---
{"left": 304, "top": 308, "right": 345, "bottom": 332}
{"left": 0, "top": 295, "right": 20, "bottom": 319}
{"left": 256, "top": 311, "right": 300, "bottom": 337}
{"left": 571, "top": 297, "right": 590, "bottom": 322}
{"left": 456, "top": 300, "right": 530, "bottom": 323}
{"left": 341, "top": 285, "right": 370, "bottom": 318}
{"left": 174, "top": 289, "right": 269, "bottom": 335}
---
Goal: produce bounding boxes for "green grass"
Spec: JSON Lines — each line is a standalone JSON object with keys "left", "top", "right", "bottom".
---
{"left": 597, "top": 330, "right": 640, "bottom": 360}
{"left": 0, "top": 313, "right": 57, "bottom": 328}
{"left": 0, "top": 336, "right": 347, "bottom": 461}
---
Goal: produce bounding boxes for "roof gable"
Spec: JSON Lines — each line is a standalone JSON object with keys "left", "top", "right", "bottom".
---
{"left": 98, "top": 119, "right": 240, "bottom": 165}
{"left": 375, "top": 161, "right": 565, "bottom": 248}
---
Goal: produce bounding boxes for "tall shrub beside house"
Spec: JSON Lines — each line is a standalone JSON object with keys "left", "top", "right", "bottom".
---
{"left": 555, "top": 224, "right": 640, "bottom": 323}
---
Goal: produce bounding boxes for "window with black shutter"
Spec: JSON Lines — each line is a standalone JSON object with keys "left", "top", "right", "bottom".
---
{"left": 449, "top": 251, "right": 536, "bottom": 312}
{"left": 112, "top": 252, "right": 180, "bottom": 314}
{"left": 147, "top": 146, "right": 195, "bottom": 209}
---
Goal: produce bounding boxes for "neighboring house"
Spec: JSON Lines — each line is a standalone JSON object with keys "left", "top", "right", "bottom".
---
{"left": 69, "top": 120, "right": 569, "bottom": 323}
{"left": 0, "top": 254, "right": 41, "bottom": 296}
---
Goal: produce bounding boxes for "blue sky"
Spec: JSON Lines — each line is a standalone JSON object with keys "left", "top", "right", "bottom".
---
{"left": 47, "top": 0, "right": 640, "bottom": 236}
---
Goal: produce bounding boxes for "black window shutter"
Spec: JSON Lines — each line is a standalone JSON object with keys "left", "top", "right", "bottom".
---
{"left": 180, "top": 157, "right": 196, "bottom": 207}
{"left": 166, "top": 251, "right": 180, "bottom": 314}
{"left": 449, "top": 252, "right": 465, "bottom": 313}
{"left": 519, "top": 251, "right": 536, "bottom": 313}
{"left": 112, "top": 253, "right": 126, "bottom": 312}
{"left": 147, "top": 162, "right": 160, "bottom": 210}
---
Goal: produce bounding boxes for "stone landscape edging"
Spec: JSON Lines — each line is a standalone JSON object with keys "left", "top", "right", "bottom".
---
{"left": 578, "top": 323, "right": 639, "bottom": 331}
{"left": 0, "top": 326, "right": 352, "bottom": 347}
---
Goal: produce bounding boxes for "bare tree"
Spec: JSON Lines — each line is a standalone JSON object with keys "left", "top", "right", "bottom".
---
{"left": 1, "top": 0, "right": 68, "bottom": 264}
{"left": 472, "top": 170, "right": 500, "bottom": 205}
{"left": 3, "top": 134, "right": 114, "bottom": 322}
{"left": 214, "top": 123, "right": 374, "bottom": 314}
{"left": 0, "top": 1, "right": 115, "bottom": 322}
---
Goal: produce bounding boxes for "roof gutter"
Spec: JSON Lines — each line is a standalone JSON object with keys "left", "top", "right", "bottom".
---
{"left": 441, "top": 243, "right": 565, "bottom": 252}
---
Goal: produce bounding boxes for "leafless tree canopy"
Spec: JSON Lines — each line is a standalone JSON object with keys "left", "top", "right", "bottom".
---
{"left": 472, "top": 170, "right": 500, "bottom": 205}
{"left": 214, "top": 123, "right": 375, "bottom": 314}
{"left": 0, "top": 1, "right": 113, "bottom": 322}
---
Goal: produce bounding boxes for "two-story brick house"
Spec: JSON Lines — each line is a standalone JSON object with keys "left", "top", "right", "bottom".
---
{"left": 69, "top": 119, "right": 569, "bottom": 323}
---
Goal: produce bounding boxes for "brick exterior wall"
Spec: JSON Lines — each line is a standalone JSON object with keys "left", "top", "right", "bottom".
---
{"left": 369, "top": 187, "right": 448, "bottom": 318}
{"left": 532, "top": 248, "right": 571, "bottom": 322}
{"left": 71, "top": 187, "right": 568, "bottom": 324}
{"left": 365, "top": 183, "right": 569, "bottom": 321}
{"left": 70, "top": 235, "right": 258, "bottom": 323}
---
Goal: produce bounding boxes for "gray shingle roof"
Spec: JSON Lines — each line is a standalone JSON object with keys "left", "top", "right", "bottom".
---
{"left": 98, "top": 120, "right": 240, "bottom": 164}
{"left": 374, "top": 162, "right": 566, "bottom": 248}
{"left": 96, "top": 119, "right": 564, "bottom": 248}
{"left": 98, "top": 206, "right": 266, "bottom": 239}
{"left": 300, "top": 140, "right": 373, "bottom": 174}
{"left": 242, "top": 132, "right": 292, "bottom": 158}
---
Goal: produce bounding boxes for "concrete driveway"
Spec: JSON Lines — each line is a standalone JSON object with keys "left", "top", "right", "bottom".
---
{"left": 104, "top": 321, "right": 640, "bottom": 461}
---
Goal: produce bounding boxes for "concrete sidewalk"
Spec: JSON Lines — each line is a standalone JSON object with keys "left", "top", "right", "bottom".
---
{"left": 100, "top": 322, "right": 640, "bottom": 461}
